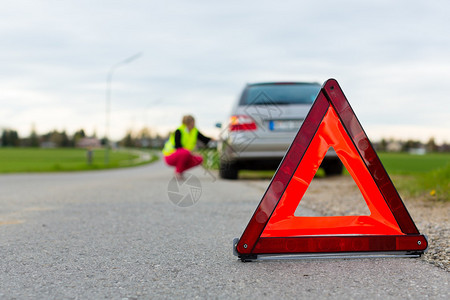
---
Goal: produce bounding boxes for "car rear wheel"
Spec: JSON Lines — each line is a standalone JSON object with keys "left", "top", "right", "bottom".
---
{"left": 219, "top": 161, "right": 239, "bottom": 180}
{"left": 323, "top": 159, "right": 343, "bottom": 176}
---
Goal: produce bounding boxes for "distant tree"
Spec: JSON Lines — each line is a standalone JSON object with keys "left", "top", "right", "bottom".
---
{"left": 121, "top": 130, "right": 135, "bottom": 148}
{"left": 1, "top": 129, "right": 20, "bottom": 147}
{"left": 1, "top": 130, "right": 7, "bottom": 146}
{"left": 11, "top": 130, "right": 19, "bottom": 146}
{"left": 137, "top": 127, "right": 152, "bottom": 148}
{"left": 75, "top": 129, "right": 86, "bottom": 138}
{"left": 1, "top": 130, "right": 6, "bottom": 146}
{"left": 41, "top": 132, "right": 51, "bottom": 143}
{"left": 72, "top": 129, "right": 86, "bottom": 146}
{"left": 440, "top": 142, "right": 450, "bottom": 153}
{"left": 60, "top": 131, "right": 70, "bottom": 147}
{"left": 139, "top": 127, "right": 152, "bottom": 139}
{"left": 402, "top": 139, "right": 422, "bottom": 152}
{"left": 50, "top": 130, "right": 63, "bottom": 146}
{"left": 29, "top": 126, "right": 40, "bottom": 147}
{"left": 379, "top": 138, "right": 387, "bottom": 152}
{"left": 151, "top": 133, "right": 167, "bottom": 149}
{"left": 39, "top": 130, "right": 59, "bottom": 147}
{"left": 426, "top": 137, "right": 438, "bottom": 153}
{"left": 38, "top": 130, "right": 72, "bottom": 147}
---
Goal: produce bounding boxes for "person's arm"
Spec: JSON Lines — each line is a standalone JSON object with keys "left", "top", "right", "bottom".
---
{"left": 174, "top": 129, "right": 182, "bottom": 149}
{"left": 197, "top": 131, "right": 211, "bottom": 145}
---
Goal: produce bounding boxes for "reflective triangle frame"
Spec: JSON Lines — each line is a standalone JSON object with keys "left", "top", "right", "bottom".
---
{"left": 234, "top": 79, "right": 427, "bottom": 261}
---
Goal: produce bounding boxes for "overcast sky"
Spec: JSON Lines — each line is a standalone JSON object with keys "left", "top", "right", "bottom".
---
{"left": 1, "top": 0, "right": 449, "bottom": 143}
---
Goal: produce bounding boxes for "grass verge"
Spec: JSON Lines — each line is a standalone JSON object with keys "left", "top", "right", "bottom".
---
{"left": 0, "top": 148, "right": 158, "bottom": 173}
{"left": 378, "top": 153, "right": 449, "bottom": 202}
{"left": 391, "top": 164, "right": 450, "bottom": 202}
{"left": 202, "top": 149, "right": 449, "bottom": 201}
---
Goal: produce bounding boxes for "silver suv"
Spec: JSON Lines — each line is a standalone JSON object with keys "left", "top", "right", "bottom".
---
{"left": 218, "top": 82, "right": 343, "bottom": 179}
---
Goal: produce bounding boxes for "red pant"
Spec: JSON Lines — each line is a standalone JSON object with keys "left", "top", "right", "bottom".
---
{"left": 164, "top": 148, "right": 203, "bottom": 174}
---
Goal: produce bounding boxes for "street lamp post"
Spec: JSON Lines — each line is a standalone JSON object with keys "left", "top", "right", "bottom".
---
{"left": 104, "top": 52, "right": 142, "bottom": 165}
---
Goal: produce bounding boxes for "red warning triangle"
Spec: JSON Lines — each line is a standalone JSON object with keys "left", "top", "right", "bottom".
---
{"left": 234, "top": 79, "right": 427, "bottom": 261}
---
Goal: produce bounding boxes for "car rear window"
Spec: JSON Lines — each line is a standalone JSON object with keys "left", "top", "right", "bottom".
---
{"left": 240, "top": 83, "right": 321, "bottom": 105}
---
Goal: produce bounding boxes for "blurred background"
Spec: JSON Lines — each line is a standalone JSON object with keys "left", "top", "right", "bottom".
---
{"left": 1, "top": 0, "right": 449, "bottom": 145}
{"left": 0, "top": 1, "right": 448, "bottom": 273}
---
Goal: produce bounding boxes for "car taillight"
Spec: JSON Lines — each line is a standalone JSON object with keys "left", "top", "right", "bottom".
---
{"left": 229, "top": 115, "right": 257, "bottom": 131}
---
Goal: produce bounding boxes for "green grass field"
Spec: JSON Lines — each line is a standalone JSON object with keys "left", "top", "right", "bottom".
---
{"left": 202, "top": 150, "right": 449, "bottom": 201}
{"left": 1, "top": 148, "right": 448, "bottom": 201}
{"left": 377, "top": 152, "right": 449, "bottom": 174}
{"left": 377, "top": 153, "right": 449, "bottom": 202}
{"left": 0, "top": 148, "right": 158, "bottom": 173}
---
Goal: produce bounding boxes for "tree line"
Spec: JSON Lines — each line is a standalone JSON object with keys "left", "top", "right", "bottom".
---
{"left": 1, "top": 127, "right": 448, "bottom": 152}
{"left": 374, "top": 137, "right": 449, "bottom": 153}
{"left": 116, "top": 128, "right": 167, "bottom": 148}
{"left": 1, "top": 128, "right": 95, "bottom": 148}
{"left": 0, "top": 127, "right": 168, "bottom": 149}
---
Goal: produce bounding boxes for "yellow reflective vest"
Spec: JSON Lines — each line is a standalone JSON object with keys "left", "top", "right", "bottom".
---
{"left": 162, "top": 124, "right": 199, "bottom": 156}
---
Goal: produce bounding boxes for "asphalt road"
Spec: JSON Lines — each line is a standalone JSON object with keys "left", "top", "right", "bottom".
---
{"left": 0, "top": 160, "right": 448, "bottom": 299}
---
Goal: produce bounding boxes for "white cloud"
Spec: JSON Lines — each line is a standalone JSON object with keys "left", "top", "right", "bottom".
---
{"left": 0, "top": 0, "right": 449, "bottom": 143}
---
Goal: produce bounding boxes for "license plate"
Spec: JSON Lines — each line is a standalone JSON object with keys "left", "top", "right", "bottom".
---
{"left": 269, "top": 120, "right": 302, "bottom": 131}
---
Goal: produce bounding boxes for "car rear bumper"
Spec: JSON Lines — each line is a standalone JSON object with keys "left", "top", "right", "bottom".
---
{"left": 219, "top": 138, "right": 338, "bottom": 163}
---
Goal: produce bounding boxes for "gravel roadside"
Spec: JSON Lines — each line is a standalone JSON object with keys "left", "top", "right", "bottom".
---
{"left": 294, "top": 176, "right": 449, "bottom": 271}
